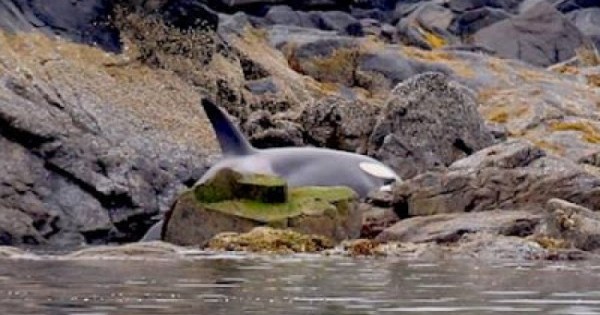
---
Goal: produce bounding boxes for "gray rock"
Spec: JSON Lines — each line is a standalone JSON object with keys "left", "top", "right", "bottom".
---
{"left": 299, "top": 97, "right": 380, "bottom": 154}
{"left": 555, "top": 0, "right": 600, "bottom": 13}
{"left": 473, "top": 2, "right": 588, "bottom": 66}
{"left": 244, "top": 77, "right": 279, "bottom": 95}
{"left": 0, "top": 0, "right": 120, "bottom": 52}
{"left": 376, "top": 210, "right": 543, "bottom": 243}
{"left": 395, "top": 2, "right": 458, "bottom": 49}
{"left": 567, "top": 8, "right": 600, "bottom": 49}
{"left": 368, "top": 72, "right": 494, "bottom": 179}
{"left": 243, "top": 110, "right": 304, "bottom": 148}
{"left": 449, "top": 7, "right": 511, "bottom": 37}
{"left": 538, "top": 198, "right": 600, "bottom": 251}
{"left": 0, "top": 48, "right": 212, "bottom": 246}
{"left": 355, "top": 51, "right": 419, "bottom": 92}
{"left": 394, "top": 140, "right": 600, "bottom": 216}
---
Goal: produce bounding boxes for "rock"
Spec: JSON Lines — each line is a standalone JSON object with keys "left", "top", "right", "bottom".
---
{"left": 360, "top": 206, "right": 399, "bottom": 239}
{"left": 355, "top": 50, "right": 421, "bottom": 92}
{"left": 264, "top": 6, "right": 319, "bottom": 29}
{"left": 0, "top": 207, "right": 46, "bottom": 246}
{"left": 313, "top": 11, "right": 363, "bottom": 36}
{"left": 161, "top": 0, "right": 220, "bottom": 31}
{"left": 163, "top": 168, "right": 361, "bottom": 246}
{"left": 473, "top": 2, "right": 588, "bottom": 66}
{"left": 0, "top": 30, "right": 214, "bottom": 246}
{"left": 376, "top": 210, "right": 543, "bottom": 243}
{"left": 567, "top": 8, "right": 600, "bottom": 49}
{"left": 299, "top": 97, "right": 380, "bottom": 153}
{"left": 449, "top": 7, "right": 511, "bottom": 37}
{"left": 206, "top": 227, "right": 335, "bottom": 253}
{"left": 244, "top": 77, "right": 279, "bottom": 95}
{"left": 555, "top": 0, "right": 600, "bottom": 13}
{"left": 537, "top": 198, "right": 600, "bottom": 251}
{"left": 243, "top": 110, "right": 305, "bottom": 148}
{"left": 394, "top": 139, "right": 600, "bottom": 216}
{"left": 368, "top": 72, "right": 495, "bottom": 179}
{"left": 66, "top": 241, "right": 187, "bottom": 259}
{"left": 395, "top": 2, "right": 458, "bottom": 49}
{"left": 0, "top": 0, "right": 121, "bottom": 52}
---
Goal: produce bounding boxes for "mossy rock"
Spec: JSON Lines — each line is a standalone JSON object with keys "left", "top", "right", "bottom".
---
{"left": 163, "top": 168, "right": 361, "bottom": 246}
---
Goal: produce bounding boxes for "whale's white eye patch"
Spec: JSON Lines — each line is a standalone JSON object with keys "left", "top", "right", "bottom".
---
{"left": 359, "top": 162, "right": 398, "bottom": 180}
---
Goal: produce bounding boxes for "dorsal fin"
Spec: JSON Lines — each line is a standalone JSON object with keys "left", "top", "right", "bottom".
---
{"left": 201, "top": 98, "right": 255, "bottom": 156}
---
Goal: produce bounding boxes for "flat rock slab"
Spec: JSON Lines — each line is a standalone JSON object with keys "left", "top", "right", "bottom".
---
{"left": 376, "top": 210, "right": 543, "bottom": 243}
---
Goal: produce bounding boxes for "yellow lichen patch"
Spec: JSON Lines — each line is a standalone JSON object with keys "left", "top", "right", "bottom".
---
{"left": 481, "top": 104, "right": 530, "bottom": 124}
{"left": 205, "top": 227, "right": 335, "bottom": 253}
{"left": 486, "top": 108, "right": 509, "bottom": 123}
{"left": 586, "top": 74, "right": 600, "bottom": 87}
{"left": 531, "top": 235, "right": 569, "bottom": 250}
{"left": 401, "top": 46, "right": 454, "bottom": 62}
{"left": 308, "top": 48, "right": 360, "bottom": 84}
{"left": 550, "top": 121, "right": 600, "bottom": 144}
{"left": 529, "top": 139, "right": 566, "bottom": 156}
{"left": 417, "top": 26, "right": 447, "bottom": 49}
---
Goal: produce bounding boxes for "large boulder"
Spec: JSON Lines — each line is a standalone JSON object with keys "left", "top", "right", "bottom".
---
{"left": 0, "top": 30, "right": 214, "bottom": 246}
{"left": 163, "top": 168, "right": 362, "bottom": 246}
{"left": 394, "top": 139, "right": 600, "bottom": 216}
{"left": 472, "top": 2, "right": 588, "bottom": 66}
{"left": 368, "top": 72, "right": 495, "bottom": 179}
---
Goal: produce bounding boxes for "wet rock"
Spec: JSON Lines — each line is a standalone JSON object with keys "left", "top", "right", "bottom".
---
{"left": 537, "top": 198, "right": 600, "bottom": 251}
{"left": 368, "top": 72, "right": 494, "bottom": 179}
{"left": 473, "top": 2, "right": 588, "bottom": 66}
{"left": 376, "top": 210, "right": 543, "bottom": 243}
{"left": 206, "top": 227, "right": 335, "bottom": 253}
{"left": 163, "top": 168, "right": 361, "bottom": 246}
{"left": 394, "top": 139, "right": 600, "bottom": 216}
{"left": 66, "top": 241, "right": 187, "bottom": 259}
{"left": 299, "top": 97, "right": 380, "bottom": 153}
{"left": 360, "top": 206, "right": 399, "bottom": 239}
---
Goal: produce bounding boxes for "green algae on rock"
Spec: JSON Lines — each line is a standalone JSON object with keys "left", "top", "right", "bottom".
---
{"left": 164, "top": 168, "right": 361, "bottom": 246}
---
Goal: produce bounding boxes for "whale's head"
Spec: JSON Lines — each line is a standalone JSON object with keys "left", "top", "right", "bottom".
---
{"left": 358, "top": 161, "right": 402, "bottom": 192}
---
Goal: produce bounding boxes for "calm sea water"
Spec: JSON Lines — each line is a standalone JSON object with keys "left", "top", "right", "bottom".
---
{"left": 1, "top": 253, "right": 600, "bottom": 315}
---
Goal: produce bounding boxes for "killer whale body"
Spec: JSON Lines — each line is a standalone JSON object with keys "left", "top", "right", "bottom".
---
{"left": 140, "top": 99, "right": 400, "bottom": 241}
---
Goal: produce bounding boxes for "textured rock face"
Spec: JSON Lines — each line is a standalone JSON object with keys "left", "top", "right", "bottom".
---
{"left": 538, "top": 198, "right": 600, "bottom": 251}
{"left": 473, "top": 3, "right": 587, "bottom": 66}
{"left": 299, "top": 97, "right": 380, "bottom": 153}
{"left": 394, "top": 140, "right": 600, "bottom": 216}
{"left": 163, "top": 169, "right": 362, "bottom": 246}
{"left": 369, "top": 72, "right": 495, "bottom": 179}
{"left": 0, "top": 31, "right": 215, "bottom": 246}
{"left": 376, "top": 210, "right": 543, "bottom": 243}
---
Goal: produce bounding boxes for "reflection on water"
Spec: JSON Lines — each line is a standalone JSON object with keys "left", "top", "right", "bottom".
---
{"left": 1, "top": 254, "right": 600, "bottom": 314}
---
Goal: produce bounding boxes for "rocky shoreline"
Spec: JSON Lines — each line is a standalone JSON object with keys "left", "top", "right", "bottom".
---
{"left": 1, "top": 0, "right": 600, "bottom": 260}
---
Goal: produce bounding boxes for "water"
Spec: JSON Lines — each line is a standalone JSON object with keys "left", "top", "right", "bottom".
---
{"left": 1, "top": 253, "right": 600, "bottom": 314}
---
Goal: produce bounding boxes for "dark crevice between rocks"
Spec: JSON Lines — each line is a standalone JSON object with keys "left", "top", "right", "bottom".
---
{"left": 393, "top": 197, "right": 410, "bottom": 219}
{"left": 0, "top": 114, "right": 55, "bottom": 149}
{"left": 113, "top": 213, "right": 159, "bottom": 242}
{"left": 436, "top": 228, "right": 471, "bottom": 244}
{"left": 453, "top": 138, "right": 474, "bottom": 155}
